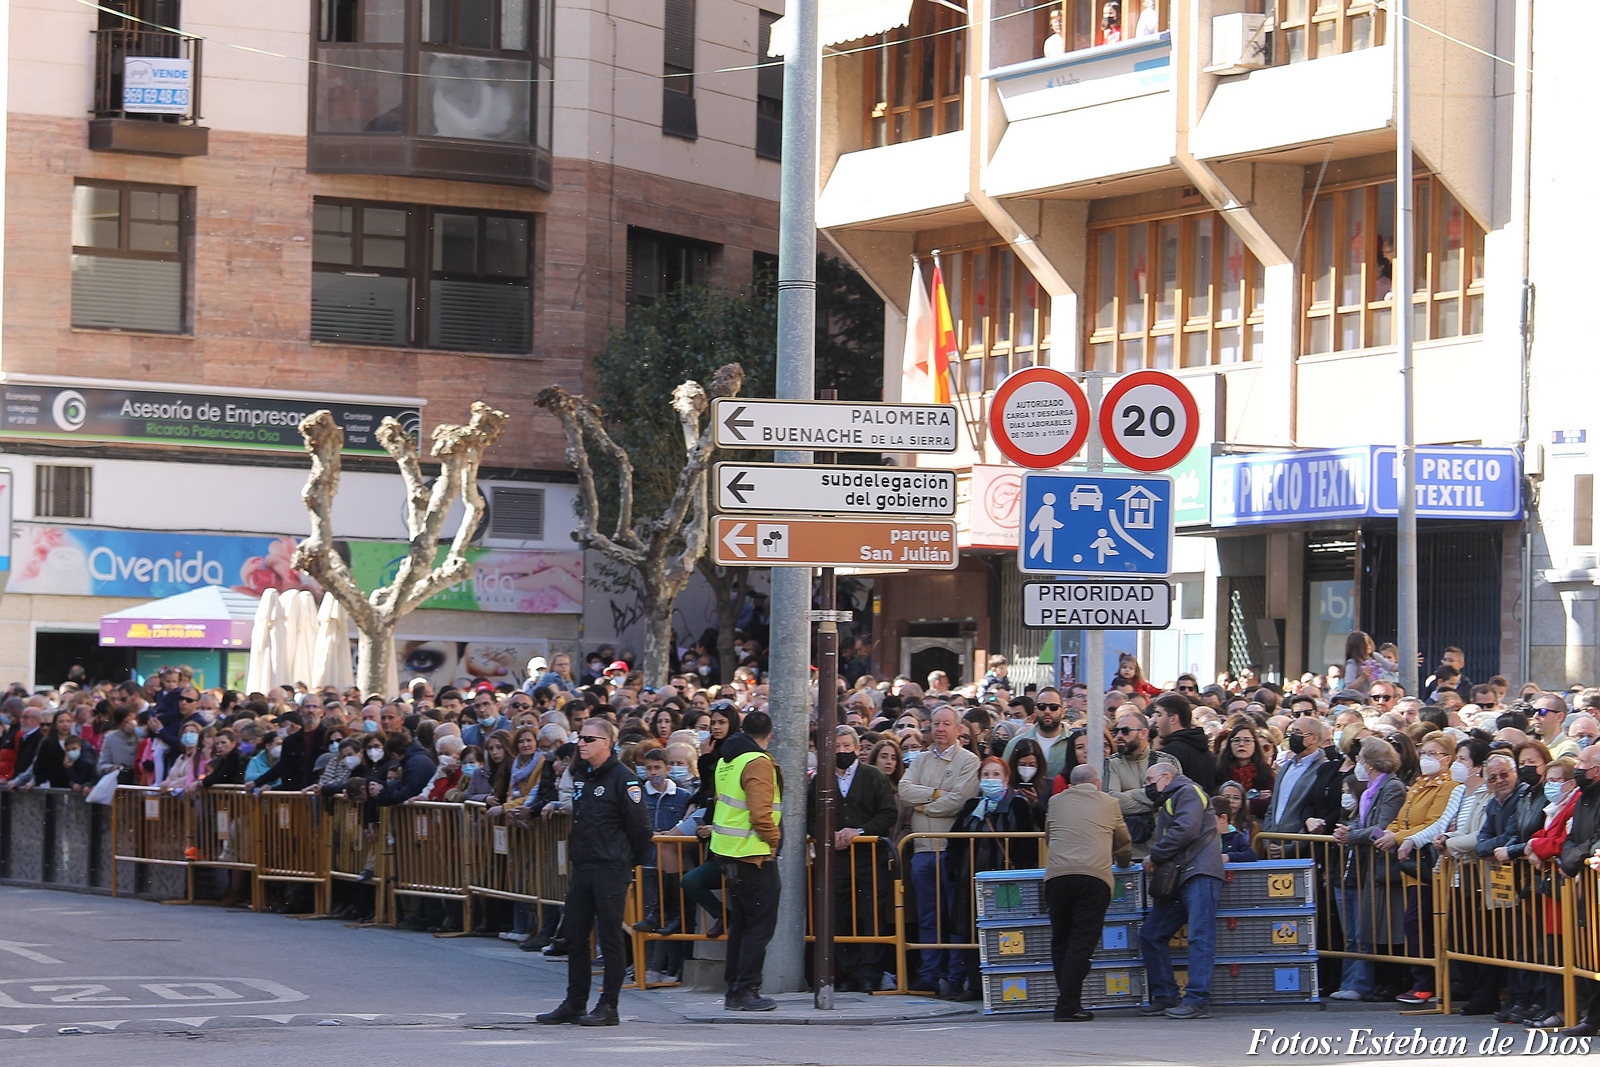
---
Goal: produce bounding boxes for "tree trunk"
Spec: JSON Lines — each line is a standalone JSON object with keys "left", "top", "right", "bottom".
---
{"left": 356, "top": 620, "right": 396, "bottom": 699}
{"left": 640, "top": 584, "right": 676, "bottom": 689}
{"left": 698, "top": 558, "right": 746, "bottom": 686}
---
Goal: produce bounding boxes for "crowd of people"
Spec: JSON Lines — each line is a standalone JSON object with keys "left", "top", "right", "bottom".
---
{"left": 4, "top": 629, "right": 1600, "bottom": 1032}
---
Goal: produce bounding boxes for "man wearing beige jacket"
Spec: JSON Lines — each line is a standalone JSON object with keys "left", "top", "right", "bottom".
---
{"left": 1045, "top": 763, "right": 1132, "bottom": 1020}
{"left": 897, "top": 706, "right": 980, "bottom": 997}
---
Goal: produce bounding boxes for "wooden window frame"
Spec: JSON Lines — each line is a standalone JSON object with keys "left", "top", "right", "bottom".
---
{"left": 1273, "top": 0, "right": 1383, "bottom": 64}
{"left": 311, "top": 196, "right": 534, "bottom": 353}
{"left": 1087, "top": 210, "right": 1264, "bottom": 371}
{"left": 70, "top": 179, "right": 190, "bottom": 334}
{"left": 1036, "top": 0, "right": 1171, "bottom": 56}
{"left": 930, "top": 246, "right": 1052, "bottom": 400}
{"left": 864, "top": 3, "right": 965, "bottom": 148}
{"left": 1299, "top": 174, "right": 1486, "bottom": 356}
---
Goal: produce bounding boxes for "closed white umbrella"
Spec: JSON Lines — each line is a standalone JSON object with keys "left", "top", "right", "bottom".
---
{"left": 246, "top": 588, "right": 281, "bottom": 694}
{"left": 312, "top": 594, "right": 354, "bottom": 691}
{"left": 282, "top": 589, "right": 320, "bottom": 687}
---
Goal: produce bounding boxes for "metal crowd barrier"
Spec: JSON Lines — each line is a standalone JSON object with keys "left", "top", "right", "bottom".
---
{"left": 627, "top": 834, "right": 717, "bottom": 988}
{"left": 253, "top": 791, "right": 328, "bottom": 914}
{"left": 384, "top": 801, "right": 473, "bottom": 930}
{"left": 1440, "top": 852, "right": 1578, "bottom": 1024}
{"left": 1254, "top": 830, "right": 1443, "bottom": 1011}
{"left": 97, "top": 782, "right": 1600, "bottom": 1022}
{"left": 894, "top": 831, "right": 1047, "bottom": 995}
{"left": 627, "top": 833, "right": 900, "bottom": 991}
{"left": 326, "top": 793, "right": 389, "bottom": 924}
{"left": 111, "top": 786, "right": 193, "bottom": 896}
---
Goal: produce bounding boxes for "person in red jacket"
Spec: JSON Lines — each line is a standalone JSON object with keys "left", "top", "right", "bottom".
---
{"left": 1526, "top": 757, "right": 1582, "bottom": 1029}
{"left": 1115, "top": 655, "right": 1162, "bottom": 699}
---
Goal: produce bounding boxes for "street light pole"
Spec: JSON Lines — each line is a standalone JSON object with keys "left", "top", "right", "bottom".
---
{"left": 1393, "top": 0, "right": 1419, "bottom": 694}
{"left": 766, "top": 0, "right": 819, "bottom": 994}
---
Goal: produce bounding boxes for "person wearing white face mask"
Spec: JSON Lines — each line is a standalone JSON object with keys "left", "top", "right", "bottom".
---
{"left": 1372, "top": 731, "right": 1462, "bottom": 1004}
{"left": 313, "top": 738, "right": 364, "bottom": 797}
{"left": 419, "top": 735, "right": 466, "bottom": 801}
{"left": 1327, "top": 737, "right": 1406, "bottom": 1002}
{"left": 157, "top": 723, "right": 204, "bottom": 795}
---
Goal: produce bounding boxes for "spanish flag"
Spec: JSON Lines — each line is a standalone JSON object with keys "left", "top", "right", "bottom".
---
{"left": 929, "top": 261, "right": 957, "bottom": 404}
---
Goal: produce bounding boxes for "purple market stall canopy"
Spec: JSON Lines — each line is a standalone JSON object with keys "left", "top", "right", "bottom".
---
{"left": 100, "top": 585, "right": 259, "bottom": 648}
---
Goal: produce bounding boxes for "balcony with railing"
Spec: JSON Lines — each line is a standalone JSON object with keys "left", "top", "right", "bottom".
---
{"left": 89, "top": 28, "right": 208, "bottom": 156}
{"left": 1191, "top": 0, "right": 1393, "bottom": 162}
{"left": 981, "top": 1, "right": 1177, "bottom": 198}
{"left": 815, "top": 1, "right": 974, "bottom": 230}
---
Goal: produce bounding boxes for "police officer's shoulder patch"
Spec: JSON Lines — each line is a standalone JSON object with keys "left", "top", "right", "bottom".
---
{"left": 627, "top": 783, "right": 642, "bottom": 803}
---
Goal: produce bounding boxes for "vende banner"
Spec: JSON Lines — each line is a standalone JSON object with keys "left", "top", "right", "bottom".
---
{"left": 0, "top": 379, "right": 418, "bottom": 456}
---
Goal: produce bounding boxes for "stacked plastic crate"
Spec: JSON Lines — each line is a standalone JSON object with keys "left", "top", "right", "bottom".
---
{"left": 1169, "top": 858, "right": 1320, "bottom": 1005}
{"left": 975, "top": 866, "right": 1147, "bottom": 1015}
{"left": 971, "top": 857, "right": 1318, "bottom": 1014}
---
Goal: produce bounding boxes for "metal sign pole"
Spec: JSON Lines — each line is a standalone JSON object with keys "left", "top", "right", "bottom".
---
{"left": 813, "top": 396, "right": 839, "bottom": 1010}
{"left": 1083, "top": 372, "right": 1106, "bottom": 780}
{"left": 766, "top": 0, "right": 819, "bottom": 995}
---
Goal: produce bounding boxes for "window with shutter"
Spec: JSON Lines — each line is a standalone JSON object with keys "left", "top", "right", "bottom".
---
{"left": 662, "top": 0, "right": 697, "bottom": 138}
{"left": 70, "top": 182, "right": 187, "bottom": 333}
{"left": 756, "top": 11, "right": 781, "bottom": 160}
{"left": 311, "top": 197, "right": 533, "bottom": 355}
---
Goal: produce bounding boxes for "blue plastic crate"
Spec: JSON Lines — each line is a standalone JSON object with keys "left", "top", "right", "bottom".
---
{"left": 1164, "top": 953, "right": 1320, "bottom": 1004}
{"left": 981, "top": 960, "right": 1147, "bottom": 1015}
{"left": 1216, "top": 859, "right": 1316, "bottom": 909}
{"left": 978, "top": 913, "right": 1142, "bottom": 965}
{"left": 975, "top": 869, "right": 1045, "bottom": 920}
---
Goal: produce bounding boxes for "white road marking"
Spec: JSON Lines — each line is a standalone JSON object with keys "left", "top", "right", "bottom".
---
{"left": 0, "top": 942, "right": 63, "bottom": 965}
{"left": 0, "top": 977, "right": 305, "bottom": 1010}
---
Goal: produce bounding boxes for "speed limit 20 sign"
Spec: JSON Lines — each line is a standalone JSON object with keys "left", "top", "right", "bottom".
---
{"left": 1098, "top": 370, "right": 1199, "bottom": 473}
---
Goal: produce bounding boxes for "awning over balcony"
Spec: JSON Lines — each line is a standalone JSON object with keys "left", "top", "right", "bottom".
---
{"left": 767, "top": 0, "right": 915, "bottom": 56}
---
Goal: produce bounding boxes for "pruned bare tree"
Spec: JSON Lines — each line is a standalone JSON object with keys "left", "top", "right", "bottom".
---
{"left": 537, "top": 363, "right": 743, "bottom": 686}
{"left": 293, "top": 403, "right": 509, "bottom": 696}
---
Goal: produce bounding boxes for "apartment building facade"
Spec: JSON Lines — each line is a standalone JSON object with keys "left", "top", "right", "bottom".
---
{"left": 0, "top": 0, "right": 781, "bottom": 688}
{"left": 811, "top": 0, "right": 1581, "bottom": 691}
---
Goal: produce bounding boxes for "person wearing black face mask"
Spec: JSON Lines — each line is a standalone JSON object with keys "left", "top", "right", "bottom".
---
{"left": 806, "top": 727, "right": 898, "bottom": 993}
{"left": 1137, "top": 760, "right": 1224, "bottom": 1018}
{"left": 1261, "top": 717, "right": 1344, "bottom": 856}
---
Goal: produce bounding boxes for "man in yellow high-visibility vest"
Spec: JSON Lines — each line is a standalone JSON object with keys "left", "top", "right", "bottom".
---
{"left": 708, "top": 709, "right": 782, "bottom": 1011}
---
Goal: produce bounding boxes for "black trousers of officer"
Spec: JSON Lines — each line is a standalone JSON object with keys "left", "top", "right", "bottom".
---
{"left": 561, "top": 865, "right": 631, "bottom": 1009}
{"left": 722, "top": 857, "right": 782, "bottom": 1000}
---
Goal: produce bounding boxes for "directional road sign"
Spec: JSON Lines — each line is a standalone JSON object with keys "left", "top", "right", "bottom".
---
{"left": 1098, "top": 370, "right": 1199, "bottom": 473}
{"left": 715, "top": 462, "right": 956, "bottom": 516}
{"left": 1022, "top": 580, "right": 1172, "bottom": 630}
{"left": 1018, "top": 472, "right": 1174, "bottom": 576}
{"left": 712, "top": 398, "right": 959, "bottom": 452}
{"left": 714, "top": 516, "right": 959, "bottom": 569}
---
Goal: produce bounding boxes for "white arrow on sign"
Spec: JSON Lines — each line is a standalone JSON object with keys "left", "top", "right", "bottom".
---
{"left": 714, "top": 463, "right": 957, "bottom": 516}
{"left": 710, "top": 398, "right": 960, "bottom": 452}
{"left": 0, "top": 941, "right": 64, "bottom": 964}
{"left": 721, "top": 522, "right": 755, "bottom": 560}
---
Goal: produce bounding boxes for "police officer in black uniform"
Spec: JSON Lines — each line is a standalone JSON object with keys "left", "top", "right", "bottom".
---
{"left": 537, "top": 717, "right": 652, "bottom": 1027}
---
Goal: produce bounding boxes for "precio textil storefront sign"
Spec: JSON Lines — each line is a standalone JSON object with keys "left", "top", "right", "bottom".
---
{"left": 0, "top": 380, "right": 420, "bottom": 455}
{"left": 1211, "top": 445, "right": 1522, "bottom": 527}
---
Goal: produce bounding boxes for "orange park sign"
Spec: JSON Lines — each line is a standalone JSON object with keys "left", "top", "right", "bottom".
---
{"left": 713, "top": 517, "right": 959, "bottom": 569}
